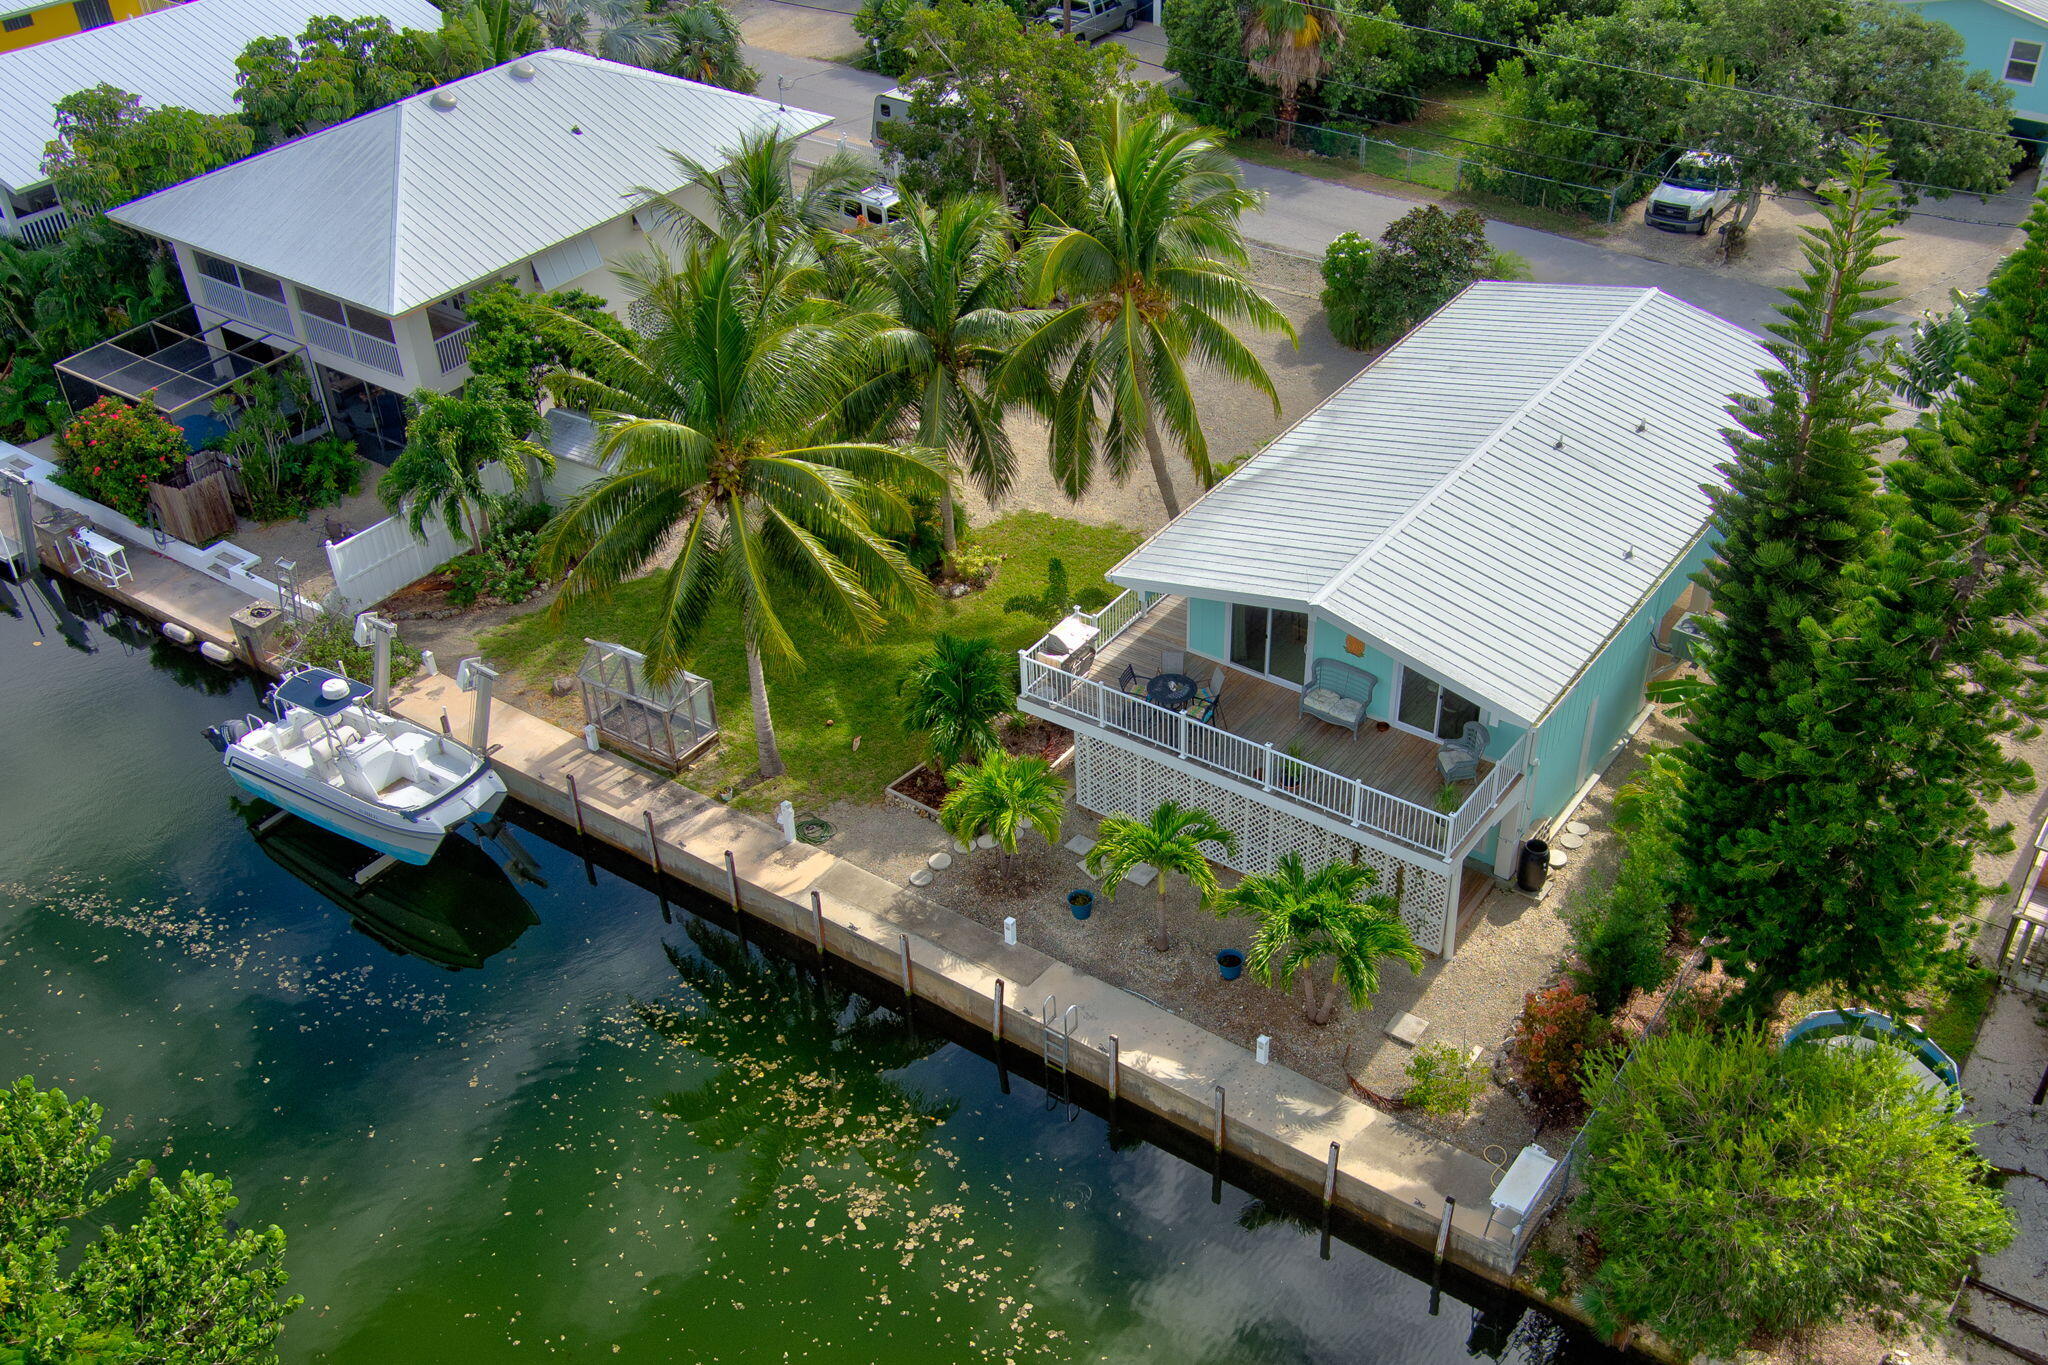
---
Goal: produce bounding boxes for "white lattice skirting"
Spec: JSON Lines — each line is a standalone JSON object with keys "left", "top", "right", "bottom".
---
{"left": 1073, "top": 735, "right": 1451, "bottom": 953}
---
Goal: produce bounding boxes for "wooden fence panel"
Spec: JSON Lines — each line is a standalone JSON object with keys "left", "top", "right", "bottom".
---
{"left": 149, "top": 471, "right": 237, "bottom": 546}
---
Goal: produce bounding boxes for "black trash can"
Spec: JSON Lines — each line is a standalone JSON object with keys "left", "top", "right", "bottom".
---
{"left": 1516, "top": 839, "right": 1551, "bottom": 895}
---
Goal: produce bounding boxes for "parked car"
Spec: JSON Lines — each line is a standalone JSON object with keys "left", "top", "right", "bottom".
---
{"left": 1644, "top": 152, "right": 1739, "bottom": 234}
{"left": 1035, "top": 0, "right": 1138, "bottom": 41}
{"left": 838, "top": 183, "right": 906, "bottom": 232}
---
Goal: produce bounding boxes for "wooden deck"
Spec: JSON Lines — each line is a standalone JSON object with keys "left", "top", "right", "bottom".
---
{"left": 1084, "top": 598, "right": 1491, "bottom": 813}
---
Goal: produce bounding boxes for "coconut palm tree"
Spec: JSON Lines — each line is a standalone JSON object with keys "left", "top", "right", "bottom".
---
{"left": 660, "top": 0, "right": 755, "bottom": 90}
{"left": 1001, "top": 101, "right": 1295, "bottom": 520}
{"left": 900, "top": 633, "right": 1011, "bottom": 771}
{"left": 938, "top": 750, "right": 1066, "bottom": 886}
{"left": 1213, "top": 854, "right": 1423, "bottom": 1025}
{"left": 535, "top": 239, "right": 942, "bottom": 778}
{"left": 1085, "top": 800, "right": 1235, "bottom": 952}
{"left": 1243, "top": 0, "right": 1344, "bottom": 146}
{"left": 380, "top": 381, "right": 552, "bottom": 553}
{"left": 635, "top": 128, "right": 871, "bottom": 286}
{"left": 446, "top": 0, "right": 546, "bottom": 65}
{"left": 845, "top": 192, "right": 1029, "bottom": 568}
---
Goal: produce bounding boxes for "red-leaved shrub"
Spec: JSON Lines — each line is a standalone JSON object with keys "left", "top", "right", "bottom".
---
{"left": 1511, "top": 983, "right": 1611, "bottom": 1108}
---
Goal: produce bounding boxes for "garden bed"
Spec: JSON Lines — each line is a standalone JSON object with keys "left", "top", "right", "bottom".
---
{"left": 885, "top": 716, "right": 1074, "bottom": 819}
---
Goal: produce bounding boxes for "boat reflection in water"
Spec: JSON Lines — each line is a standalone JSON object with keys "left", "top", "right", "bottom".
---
{"left": 234, "top": 798, "right": 542, "bottom": 970}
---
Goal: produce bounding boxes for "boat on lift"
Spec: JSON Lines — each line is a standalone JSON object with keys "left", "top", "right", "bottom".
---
{"left": 206, "top": 667, "right": 506, "bottom": 873}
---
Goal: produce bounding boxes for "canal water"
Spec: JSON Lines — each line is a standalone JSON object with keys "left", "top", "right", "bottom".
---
{"left": 0, "top": 576, "right": 1604, "bottom": 1364}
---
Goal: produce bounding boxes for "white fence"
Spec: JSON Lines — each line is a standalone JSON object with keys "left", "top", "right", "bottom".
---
{"left": 323, "top": 466, "right": 514, "bottom": 611}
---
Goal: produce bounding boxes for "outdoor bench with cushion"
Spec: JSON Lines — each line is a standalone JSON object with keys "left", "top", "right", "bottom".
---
{"left": 1300, "top": 658, "right": 1378, "bottom": 735}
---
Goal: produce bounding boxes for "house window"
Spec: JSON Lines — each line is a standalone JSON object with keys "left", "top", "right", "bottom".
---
{"left": 2009, "top": 39, "right": 2042, "bottom": 84}
{"left": 2, "top": 14, "right": 34, "bottom": 31}
{"left": 1228, "top": 603, "right": 1309, "bottom": 685}
{"left": 1395, "top": 665, "right": 1482, "bottom": 740}
{"left": 71, "top": 0, "right": 111, "bottom": 27}
{"left": 295, "top": 286, "right": 403, "bottom": 374}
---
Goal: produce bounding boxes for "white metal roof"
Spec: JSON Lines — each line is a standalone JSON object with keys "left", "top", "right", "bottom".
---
{"left": 0, "top": 0, "right": 444, "bottom": 193}
{"left": 1110, "top": 283, "right": 1771, "bottom": 725}
{"left": 108, "top": 50, "right": 832, "bottom": 315}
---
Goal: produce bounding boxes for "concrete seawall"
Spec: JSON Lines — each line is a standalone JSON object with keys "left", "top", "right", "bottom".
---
{"left": 391, "top": 672, "right": 1528, "bottom": 1284}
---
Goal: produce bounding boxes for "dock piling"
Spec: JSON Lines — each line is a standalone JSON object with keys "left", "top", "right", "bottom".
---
{"left": 992, "top": 979, "right": 1005, "bottom": 1044}
{"left": 723, "top": 850, "right": 740, "bottom": 914}
{"left": 1212, "top": 1085, "right": 1226, "bottom": 1154}
{"left": 898, "top": 934, "right": 913, "bottom": 1001}
{"left": 1108, "top": 1035, "right": 1120, "bottom": 1103}
{"left": 565, "top": 774, "right": 587, "bottom": 838}
{"left": 1322, "top": 1142, "right": 1340, "bottom": 1210}
{"left": 1433, "top": 1197, "right": 1456, "bottom": 1267}
{"left": 809, "top": 890, "right": 826, "bottom": 954}
{"left": 643, "top": 810, "right": 664, "bottom": 879}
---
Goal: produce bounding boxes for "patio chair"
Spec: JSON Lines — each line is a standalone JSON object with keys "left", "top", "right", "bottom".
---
{"left": 1159, "top": 648, "right": 1186, "bottom": 676}
{"left": 1196, "top": 666, "right": 1225, "bottom": 703}
{"left": 1436, "top": 721, "right": 1491, "bottom": 782}
{"left": 1195, "top": 695, "right": 1222, "bottom": 727}
{"left": 1118, "top": 663, "right": 1149, "bottom": 696}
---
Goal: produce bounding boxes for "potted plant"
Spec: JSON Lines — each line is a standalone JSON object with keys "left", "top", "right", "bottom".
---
{"left": 1068, "top": 889, "right": 1094, "bottom": 920}
{"left": 1436, "top": 783, "right": 1465, "bottom": 814}
{"left": 1277, "top": 742, "right": 1308, "bottom": 791}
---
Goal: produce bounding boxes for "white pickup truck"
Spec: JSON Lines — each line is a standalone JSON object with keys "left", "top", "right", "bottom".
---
{"left": 1644, "top": 152, "right": 1740, "bottom": 234}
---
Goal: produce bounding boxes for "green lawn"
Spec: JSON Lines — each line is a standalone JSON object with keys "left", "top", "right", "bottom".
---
{"left": 481, "top": 512, "right": 1142, "bottom": 811}
{"left": 1354, "top": 83, "right": 1501, "bottom": 194}
{"left": 1918, "top": 965, "right": 1998, "bottom": 1066}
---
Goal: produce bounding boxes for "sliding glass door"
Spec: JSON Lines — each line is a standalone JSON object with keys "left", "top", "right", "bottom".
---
{"left": 1228, "top": 604, "right": 1309, "bottom": 686}
{"left": 1396, "top": 666, "right": 1482, "bottom": 739}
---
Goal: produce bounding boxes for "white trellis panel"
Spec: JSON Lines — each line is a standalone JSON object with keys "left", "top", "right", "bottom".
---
{"left": 1074, "top": 734, "right": 1450, "bottom": 952}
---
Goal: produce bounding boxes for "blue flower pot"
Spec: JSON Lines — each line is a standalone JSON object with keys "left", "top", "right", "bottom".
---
{"left": 1068, "top": 890, "right": 1094, "bottom": 920}
{"left": 1216, "top": 949, "right": 1245, "bottom": 981}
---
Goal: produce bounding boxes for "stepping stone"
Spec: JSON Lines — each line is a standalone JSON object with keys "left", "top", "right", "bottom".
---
{"left": 927, "top": 851, "right": 952, "bottom": 871}
{"left": 1565, "top": 820, "right": 1591, "bottom": 837}
{"left": 953, "top": 839, "right": 973, "bottom": 854}
{"left": 1386, "top": 1012, "right": 1429, "bottom": 1046}
{"left": 1125, "top": 863, "right": 1158, "bottom": 888}
{"left": 975, "top": 833, "right": 997, "bottom": 850}
{"left": 1548, "top": 847, "right": 1568, "bottom": 869}
{"left": 908, "top": 869, "right": 934, "bottom": 887}
{"left": 1063, "top": 835, "right": 1097, "bottom": 856}
{"left": 1557, "top": 832, "right": 1585, "bottom": 851}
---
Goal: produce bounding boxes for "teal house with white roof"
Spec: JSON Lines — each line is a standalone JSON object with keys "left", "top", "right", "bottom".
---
{"left": 1899, "top": 0, "right": 2048, "bottom": 139}
{"left": 1015, "top": 283, "right": 1770, "bottom": 959}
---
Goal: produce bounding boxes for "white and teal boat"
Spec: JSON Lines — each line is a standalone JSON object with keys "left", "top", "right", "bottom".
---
{"left": 207, "top": 667, "right": 506, "bottom": 869}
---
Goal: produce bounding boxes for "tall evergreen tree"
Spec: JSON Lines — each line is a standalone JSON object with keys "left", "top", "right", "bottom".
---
{"left": 1761, "top": 190, "right": 2048, "bottom": 1005}
{"left": 1673, "top": 134, "right": 1900, "bottom": 999}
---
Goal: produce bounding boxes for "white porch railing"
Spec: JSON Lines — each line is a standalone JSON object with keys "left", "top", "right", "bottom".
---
{"left": 11, "top": 204, "right": 70, "bottom": 247}
{"left": 434, "top": 321, "right": 478, "bottom": 374}
{"left": 198, "top": 274, "right": 294, "bottom": 336}
{"left": 1021, "top": 590, "right": 1528, "bottom": 859}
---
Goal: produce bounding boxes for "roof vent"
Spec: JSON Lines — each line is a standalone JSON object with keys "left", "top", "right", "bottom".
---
{"left": 510, "top": 60, "right": 537, "bottom": 81}
{"left": 429, "top": 89, "right": 459, "bottom": 112}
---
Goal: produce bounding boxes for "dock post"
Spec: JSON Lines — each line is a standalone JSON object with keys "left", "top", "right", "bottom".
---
{"left": 724, "top": 850, "right": 740, "bottom": 914}
{"left": 898, "top": 934, "right": 913, "bottom": 1000}
{"left": 2, "top": 471, "right": 32, "bottom": 578}
{"left": 1212, "top": 1085, "right": 1226, "bottom": 1154}
{"left": 359, "top": 613, "right": 395, "bottom": 710}
{"left": 809, "top": 890, "right": 826, "bottom": 954}
{"left": 1433, "top": 1197, "right": 1456, "bottom": 1268}
{"left": 458, "top": 658, "right": 499, "bottom": 754}
{"left": 1108, "top": 1035, "right": 1120, "bottom": 1103}
{"left": 992, "top": 979, "right": 1005, "bottom": 1044}
{"left": 566, "top": 774, "right": 587, "bottom": 838}
{"left": 1322, "top": 1142, "right": 1339, "bottom": 1210}
{"left": 643, "top": 810, "right": 664, "bottom": 879}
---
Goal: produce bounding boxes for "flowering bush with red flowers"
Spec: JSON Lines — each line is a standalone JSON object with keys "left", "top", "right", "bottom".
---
{"left": 52, "top": 393, "right": 189, "bottom": 522}
{"left": 1510, "top": 983, "right": 1611, "bottom": 1110}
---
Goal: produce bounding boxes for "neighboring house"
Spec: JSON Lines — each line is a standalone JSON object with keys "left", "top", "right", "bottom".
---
{"left": 109, "top": 50, "right": 831, "bottom": 461}
{"left": 0, "top": 0, "right": 443, "bottom": 242}
{"left": 1016, "top": 283, "right": 1770, "bottom": 960}
{"left": 0, "top": 0, "right": 169, "bottom": 57}
{"left": 1899, "top": 0, "right": 2048, "bottom": 138}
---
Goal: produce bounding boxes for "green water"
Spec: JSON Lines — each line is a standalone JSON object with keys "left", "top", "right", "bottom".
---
{"left": 0, "top": 575, "right": 1604, "bottom": 1363}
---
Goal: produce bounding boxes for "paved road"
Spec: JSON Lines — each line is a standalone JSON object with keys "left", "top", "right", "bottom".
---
{"left": 747, "top": 45, "right": 1796, "bottom": 332}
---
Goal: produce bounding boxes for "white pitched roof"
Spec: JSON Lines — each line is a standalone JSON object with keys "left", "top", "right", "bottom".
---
{"left": 108, "top": 50, "right": 832, "bottom": 315}
{"left": 1110, "top": 283, "right": 1771, "bottom": 725}
{"left": 0, "top": 0, "right": 444, "bottom": 193}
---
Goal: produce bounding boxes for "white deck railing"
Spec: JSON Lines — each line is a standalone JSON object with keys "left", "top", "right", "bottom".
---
{"left": 11, "top": 204, "right": 70, "bottom": 247}
{"left": 1021, "top": 590, "right": 1528, "bottom": 859}
{"left": 434, "top": 321, "right": 477, "bottom": 374}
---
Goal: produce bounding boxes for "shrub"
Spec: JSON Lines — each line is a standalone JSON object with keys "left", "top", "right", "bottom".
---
{"left": 1576, "top": 1027, "right": 2014, "bottom": 1356}
{"left": 1319, "top": 206, "right": 1492, "bottom": 350}
{"left": 1569, "top": 750, "right": 1685, "bottom": 1012}
{"left": 287, "top": 435, "right": 363, "bottom": 512}
{"left": 1402, "top": 1042, "right": 1486, "bottom": 1116}
{"left": 278, "top": 609, "right": 424, "bottom": 680}
{"left": 900, "top": 632, "right": 1010, "bottom": 769}
{"left": 446, "top": 529, "right": 544, "bottom": 608}
{"left": 51, "top": 394, "right": 189, "bottom": 521}
{"left": 1510, "top": 983, "right": 1609, "bottom": 1107}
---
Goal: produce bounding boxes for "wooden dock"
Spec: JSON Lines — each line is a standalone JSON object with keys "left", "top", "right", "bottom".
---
{"left": 390, "top": 671, "right": 1528, "bottom": 1284}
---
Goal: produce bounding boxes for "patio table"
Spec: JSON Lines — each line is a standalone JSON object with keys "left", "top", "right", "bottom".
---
{"left": 1147, "top": 672, "right": 1198, "bottom": 710}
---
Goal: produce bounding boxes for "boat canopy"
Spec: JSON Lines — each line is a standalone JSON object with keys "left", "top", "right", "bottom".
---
{"left": 272, "top": 668, "right": 372, "bottom": 719}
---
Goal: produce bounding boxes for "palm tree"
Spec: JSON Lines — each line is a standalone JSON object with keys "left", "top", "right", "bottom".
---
{"left": 536, "top": 240, "right": 940, "bottom": 778}
{"left": 1001, "top": 101, "right": 1296, "bottom": 520}
{"left": 660, "top": 0, "right": 756, "bottom": 90}
{"left": 529, "top": 0, "right": 679, "bottom": 66}
{"left": 938, "top": 750, "right": 1066, "bottom": 886}
{"left": 847, "top": 192, "right": 1029, "bottom": 570}
{"left": 1085, "top": 800, "right": 1235, "bottom": 952}
{"left": 1213, "top": 854, "right": 1424, "bottom": 1025}
{"left": 379, "top": 382, "right": 552, "bottom": 553}
{"left": 1243, "top": 0, "right": 1344, "bottom": 146}
{"left": 446, "top": 0, "right": 545, "bottom": 65}
{"left": 635, "top": 128, "right": 871, "bottom": 285}
{"left": 900, "top": 633, "right": 1011, "bottom": 771}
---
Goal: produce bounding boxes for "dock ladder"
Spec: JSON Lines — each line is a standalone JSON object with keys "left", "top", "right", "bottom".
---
{"left": 1039, "top": 995, "right": 1081, "bottom": 1121}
